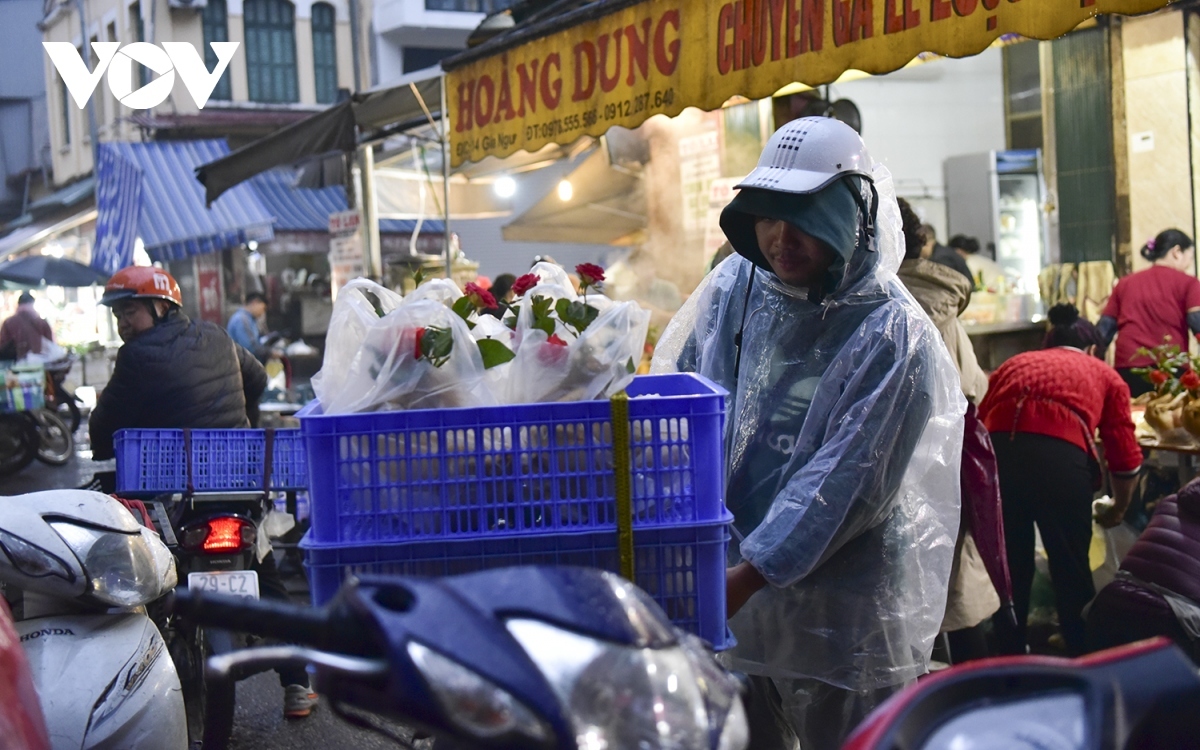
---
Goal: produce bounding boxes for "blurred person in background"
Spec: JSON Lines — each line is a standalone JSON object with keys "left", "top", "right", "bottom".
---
{"left": 483, "top": 273, "right": 517, "bottom": 318}
{"left": 921, "top": 223, "right": 973, "bottom": 285}
{"left": 1097, "top": 228, "right": 1199, "bottom": 397}
{"left": 979, "top": 304, "right": 1140, "bottom": 656}
{"left": 227, "top": 292, "right": 269, "bottom": 362}
{"left": 0, "top": 293, "right": 53, "bottom": 361}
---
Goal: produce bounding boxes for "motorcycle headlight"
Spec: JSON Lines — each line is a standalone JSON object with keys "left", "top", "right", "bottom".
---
{"left": 507, "top": 618, "right": 725, "bottom": 750}
{"left": 49, "top": 523, "right": 176, "bottom": 607}
{"left": 408, "top": 640, "right": 553, "bottom": 745}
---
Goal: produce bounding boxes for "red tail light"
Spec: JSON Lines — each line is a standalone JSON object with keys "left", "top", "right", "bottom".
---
{"left": 182, "top": 517, "right": 255, "bottom": 553}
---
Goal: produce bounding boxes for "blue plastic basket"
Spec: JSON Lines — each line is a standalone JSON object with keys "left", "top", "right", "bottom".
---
{"left": 298, "top": 373, "right": 728, "bottom": 545}
{"left": 0, "top": 362, "right": 45, "bottom": 413}
{"left": 114, "top": 428, "right": 309, "bottom": 496}
{"left": 302, "top": 513, "right": 732, "bottom": 649}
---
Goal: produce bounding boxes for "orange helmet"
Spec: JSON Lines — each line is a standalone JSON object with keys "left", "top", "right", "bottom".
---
{"left": 100, "top": 266, "right": 183, "bottom": 307}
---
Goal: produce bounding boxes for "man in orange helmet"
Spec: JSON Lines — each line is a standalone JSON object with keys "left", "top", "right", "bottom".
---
{"left": 89, "top": 266, "right": 318, "bottom": 718}
{"left": 89, "top": 266, "right": 267, "bottom": 460}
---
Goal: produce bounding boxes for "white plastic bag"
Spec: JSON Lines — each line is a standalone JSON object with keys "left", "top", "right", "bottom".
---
{"left": 320, "top": 298, "right": 496, "bottom": 414}
{"left": 312, "top": 279, "right": 403, "bottom": 405}
{"left": 1090, "top": 520, "right": 1139, "bottom": 592}
{"left": 21, "top": 337, "right": 69, "bottom": 369}
{"left": 503, "top": 293, "right": 650, "bottom": 404}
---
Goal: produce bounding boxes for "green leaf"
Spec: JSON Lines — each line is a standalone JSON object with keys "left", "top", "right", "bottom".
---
{"left": 555, "top": 298, "right": 601, "bottom": 335}
{"left": 533, "top": 317, "right": 556, "bottom": 337}
{"left": 477, "top": 339, "right": 516, "bottom": 369}
{"left": 451, "top": 296, "right": 474, "bottom": 322}
{"left": 531, "top": 295, "right": 554, "bottom": 319}
{"left": 419, "top": 326, "right": 454, "bottom": 368}
{"left": 625, "top": 357, "right": 636, "bottom": 374}
{"left": 413, "top": 267, "right": 426, "bottom": 287}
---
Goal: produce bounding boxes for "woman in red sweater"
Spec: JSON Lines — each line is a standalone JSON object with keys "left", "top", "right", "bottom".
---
{"left": 1098, "top": 228, "right": 1198, "bottom": 397}
{"left": 980, "top": 304, "right": 1141, "bottom": 656}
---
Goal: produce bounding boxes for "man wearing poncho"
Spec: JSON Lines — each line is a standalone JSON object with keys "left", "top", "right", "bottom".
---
{"left": 653, "top": 118, "right": 965, "bottom": 749}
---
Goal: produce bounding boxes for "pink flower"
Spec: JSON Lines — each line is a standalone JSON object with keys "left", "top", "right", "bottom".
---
{"left": 575, "top": 263, "right": 605, "bottom": 290}
{"left": 511, "top": 273, "right": 539, "bottom": 297}
{"left": 464, "top": 282, "right": 497, "bottom": 310}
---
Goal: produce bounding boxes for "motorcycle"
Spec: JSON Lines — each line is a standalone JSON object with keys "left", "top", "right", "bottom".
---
{"left": 174, "top": 566, "right": 750, "bottom": 750}
{"left": 0, "top": 490, "right": 186, "bottom": 749}
{"left": 843, "top": 637, "right": 1200, "bottom": 750}
{"left": 127, "top": 489, "right": 271, "bottom": 750}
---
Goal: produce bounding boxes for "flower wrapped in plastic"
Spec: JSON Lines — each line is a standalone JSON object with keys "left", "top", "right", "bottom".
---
{"left": 316, "top": 292, "right": 497, "bottom": 414}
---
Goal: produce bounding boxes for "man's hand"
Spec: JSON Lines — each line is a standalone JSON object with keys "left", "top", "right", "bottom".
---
{"left": 726, "top": 561, "right": 768, "bottom": 618}
{"left": 1095, "top": 505, "right": 1126, "bottom": 529}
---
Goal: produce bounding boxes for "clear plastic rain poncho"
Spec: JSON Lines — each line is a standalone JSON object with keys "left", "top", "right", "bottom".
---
{"left": 653, "top": 164, "right": 965, "bottom": 691}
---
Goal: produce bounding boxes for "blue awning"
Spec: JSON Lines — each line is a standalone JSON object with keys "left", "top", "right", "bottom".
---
{"left": 107, "top": 140, "right": 275, "bottom": 262}
{"left": 250, "top": 168, "right": 443, "bottom": 235}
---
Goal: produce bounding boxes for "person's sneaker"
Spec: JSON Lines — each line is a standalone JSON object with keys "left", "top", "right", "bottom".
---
{"left": 283, "top": 684, "right": 318, "bottom": 718}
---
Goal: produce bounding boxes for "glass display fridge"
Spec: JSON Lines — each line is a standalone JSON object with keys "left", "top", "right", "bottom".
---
{"left": 944, "top": 149, "right": 1050, "bottom": 328}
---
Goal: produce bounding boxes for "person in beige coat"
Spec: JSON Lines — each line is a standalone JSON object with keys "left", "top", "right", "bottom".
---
{"left": 898, "top": 199, "right": 1000, "bottom": 662}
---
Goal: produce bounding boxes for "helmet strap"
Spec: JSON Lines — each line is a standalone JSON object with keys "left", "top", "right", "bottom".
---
{"left": 843, "top": 177, "right": 878, "bottom": 251}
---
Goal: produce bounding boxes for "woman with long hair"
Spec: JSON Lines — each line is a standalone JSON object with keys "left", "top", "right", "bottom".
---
{"left": 1098, "top": 228, "right": 1198, "bottom": 396}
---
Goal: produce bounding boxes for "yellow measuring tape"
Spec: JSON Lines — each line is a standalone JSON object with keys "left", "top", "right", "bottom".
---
{"left": 609, "top": 391, "right": 635, "bottom": 581}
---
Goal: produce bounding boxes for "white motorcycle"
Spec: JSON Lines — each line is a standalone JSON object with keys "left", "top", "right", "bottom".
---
{"left": 0, "top": 490, "right": 187, "bottom": 750}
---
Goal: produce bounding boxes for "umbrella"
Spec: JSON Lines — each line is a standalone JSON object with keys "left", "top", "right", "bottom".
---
{"left": 0, "top": 256, "right": 109, "bottom": 287}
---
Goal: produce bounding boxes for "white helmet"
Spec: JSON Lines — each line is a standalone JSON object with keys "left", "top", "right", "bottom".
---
{"left": 736, "top": 116, "right": 873, "bottom": 195}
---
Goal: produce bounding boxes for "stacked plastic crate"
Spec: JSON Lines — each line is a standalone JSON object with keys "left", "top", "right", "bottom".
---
{"left": 299, "top": 373, "right": 732, "bottom": 648}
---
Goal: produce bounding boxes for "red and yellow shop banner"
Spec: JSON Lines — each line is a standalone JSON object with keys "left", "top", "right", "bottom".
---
{"left": 447, "top": 0, "right": 1171, "bottom": 166}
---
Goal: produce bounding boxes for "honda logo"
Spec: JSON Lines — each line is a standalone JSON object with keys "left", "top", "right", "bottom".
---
{"left": 44, "top": 41, "right": 239, "bottom": 110}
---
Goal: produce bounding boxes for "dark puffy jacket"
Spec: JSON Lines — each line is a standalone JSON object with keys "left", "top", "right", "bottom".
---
{"left": 89, "top": 311, "right": 267, "bottom": 461}
{"left": 1121, "top": 482, "right": 1200, "bottom": 604}
{"left": 1086, "top": 481, "right": 1200, "bottom": 661}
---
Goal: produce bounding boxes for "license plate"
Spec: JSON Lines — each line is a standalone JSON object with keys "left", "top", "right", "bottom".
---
{"left": 187, "top": 571, "right": 259, "bottom": 599}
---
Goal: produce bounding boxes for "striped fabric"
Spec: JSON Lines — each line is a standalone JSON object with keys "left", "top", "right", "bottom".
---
{"left": 92, "top": 144, "right": 143, "bottom": 275}
{"left": 250, "top": 168, "right": 444, "bottom": 235}
{"left": 108, "top": 140, "right": 275, "bottom": 262}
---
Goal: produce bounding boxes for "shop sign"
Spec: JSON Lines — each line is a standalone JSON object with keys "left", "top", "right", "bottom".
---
{"left": 328, "top": 209, "right": 361, "bottom": 235}
{"left": 196, "top": 254, "right": 223, "bottom": 325}
{"left": 329, "top": 231, "right": 365, "bottom": 301}
{"left": 447, "top": 0, "right": 1170, "bottom": 166}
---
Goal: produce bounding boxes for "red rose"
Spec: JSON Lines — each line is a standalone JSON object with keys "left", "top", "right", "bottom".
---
{"left": 575, "top": 263, "right": 606, "bottom": 289}
{"left": 413, "top": 327, "right": 426, "bottom": 359}
{"left": 537, "top": 334, "right": 570, "bottom": 367}
{"left": 1149, "top": 369, "right": 1170, "bottom": 386}
{"left": 511, "top": 273, "right": 539, "bottom": 297}
{"left": 1182, "top": 371, "right": 1200, "bottom": 391}
{"left": 464, "top": 282, "right": 497, "bottom": 310}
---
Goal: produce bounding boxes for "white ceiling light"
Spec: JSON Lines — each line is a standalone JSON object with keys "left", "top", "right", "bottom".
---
{"left": 494, "top": 176, "right": 517, "bottom": 198}
{"left": 557, "top": 180, "right": 573, "bottom": 202}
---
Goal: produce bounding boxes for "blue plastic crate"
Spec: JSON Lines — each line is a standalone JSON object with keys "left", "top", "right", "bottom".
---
{"left": 114, "top": 428, "right": 309, "bottom": 496}
{"left": 299, "top": 373, "right": 728, "bottom": 545}
{"left": 302, "top": 513, "right": 732, "bottom": 649}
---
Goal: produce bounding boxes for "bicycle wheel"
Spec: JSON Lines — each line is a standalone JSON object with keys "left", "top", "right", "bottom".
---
{"left": 0, "top": 414, "right": 36, "bottom": 476}
{"left": 32, "top": 408, "right": 73, "bottom": 466}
